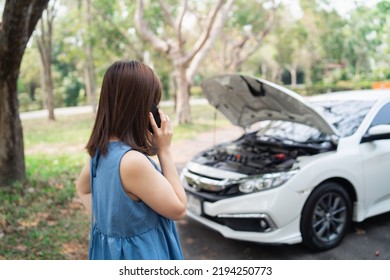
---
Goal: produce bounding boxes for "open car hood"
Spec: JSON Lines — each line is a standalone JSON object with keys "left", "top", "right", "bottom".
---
{"left": 201, "top": 74, "right": 339, "bottom": 136}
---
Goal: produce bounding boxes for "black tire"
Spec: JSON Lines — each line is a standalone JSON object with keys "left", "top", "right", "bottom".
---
{"left": 300, "top": 182, "right": 352, "bottom": 251}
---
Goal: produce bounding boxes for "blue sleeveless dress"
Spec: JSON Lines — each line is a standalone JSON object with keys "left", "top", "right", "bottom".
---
{"left": 89, "top": 141, "right": 184, "bottom": 260}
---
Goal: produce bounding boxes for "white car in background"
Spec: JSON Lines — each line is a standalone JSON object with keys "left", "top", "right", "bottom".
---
{"left": 181, "top": 74, "right": 390, "bottom": 251}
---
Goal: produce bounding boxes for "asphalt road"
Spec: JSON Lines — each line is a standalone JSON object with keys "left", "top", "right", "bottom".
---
{"left": 176, "top": 212, "right": 390, "bottom": 260}
{"left": 172, "top": 125, "right": 390, "bottom": 260}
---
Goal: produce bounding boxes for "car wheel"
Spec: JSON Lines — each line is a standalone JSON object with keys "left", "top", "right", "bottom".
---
{"left": 300, "top": 182, "right": 352, "bottom": 251}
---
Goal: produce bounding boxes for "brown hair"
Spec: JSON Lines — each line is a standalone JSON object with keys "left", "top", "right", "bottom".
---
{"left": 85, "top": 60, "right": 162, "bottom": 157}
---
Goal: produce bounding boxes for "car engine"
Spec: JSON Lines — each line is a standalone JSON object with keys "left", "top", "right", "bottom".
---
{"left": 191, "top": 132, "right": 335, "bottom": 176}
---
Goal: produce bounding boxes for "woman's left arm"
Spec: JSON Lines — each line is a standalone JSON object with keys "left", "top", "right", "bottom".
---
{"left": 76, "top": 161, "right": 92, "bottom": 213}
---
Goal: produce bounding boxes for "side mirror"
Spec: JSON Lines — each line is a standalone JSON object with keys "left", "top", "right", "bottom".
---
{"left": 361, "top": 124, "right": 390, "bottom": 143}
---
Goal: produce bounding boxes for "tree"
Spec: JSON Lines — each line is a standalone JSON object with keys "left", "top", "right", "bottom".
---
{"left": 218, "top": 0, "right": 277, "bottom": 73}
{"left": 134, "top": 0, "right": 234, "bottom": 124}
{"left": 36, "top": 0, "right": 58, "bottom": 120}
{"left": 91, "top": 0, "right": 143, "bottom": 62}
{"left": 343, "top": 2, "right": 388, "bottom": 79}
{"left": 268, "top": 1, "right": 324, "bottom": 86}
{"left": 313, "top": 0, "right": 388, "bottom": 82}
{"left": 83, "top": 0, "right": 97, "bottom": 112}
{"left": 0, "top": 0, "right": 49, "bottom": 185}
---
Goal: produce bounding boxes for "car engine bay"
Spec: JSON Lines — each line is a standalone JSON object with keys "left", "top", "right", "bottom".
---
{"left": 191, "top": 132, "right": 335, "bottom": 176}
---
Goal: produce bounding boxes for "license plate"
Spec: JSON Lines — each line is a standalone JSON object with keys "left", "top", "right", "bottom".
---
{"left": 187, "top": 193, "right": 202, "bottom": 216}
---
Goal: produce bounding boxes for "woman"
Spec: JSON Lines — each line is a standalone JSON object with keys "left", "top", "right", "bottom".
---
{"left": 76, "top": 60, "right": 187, "bottom": 260}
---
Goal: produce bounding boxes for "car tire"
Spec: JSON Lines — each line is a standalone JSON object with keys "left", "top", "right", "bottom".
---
{"left": 300, "top": 182, "right": 352, "bottom": 251}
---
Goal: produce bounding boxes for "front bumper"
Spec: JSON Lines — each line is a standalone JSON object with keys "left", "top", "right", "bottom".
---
{"left": 186, "top": 208, "right": 302, "bottom": 245}
{"left": 182, "top": 167, "right": 306, "bottom": 245}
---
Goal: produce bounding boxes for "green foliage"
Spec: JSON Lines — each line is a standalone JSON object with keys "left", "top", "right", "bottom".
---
{"left": 63, "top": 75, "right": 83, "bottom": 107}
{"left": 228, "top": 0, "right": 269, "bottom": 32}
{"left": 18, "top": 92, "right": 44, "bottom": 112}
{"left": 15, "top": 0, "right": 390, "bottom": 111}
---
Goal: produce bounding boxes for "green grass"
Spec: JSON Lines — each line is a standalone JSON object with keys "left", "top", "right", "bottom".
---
{"left": 22, "top": 114, "right": 94, "bottom": 148}
{"left": 0, "top": 153, "right": 90, "bottom": 259}
{"left": 0, "top": 103, "right": 230, "bottom": 259}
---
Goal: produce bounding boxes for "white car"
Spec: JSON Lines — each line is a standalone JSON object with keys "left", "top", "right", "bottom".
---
{"left": 180, "top": 74, "right": 390, "bottom": 251}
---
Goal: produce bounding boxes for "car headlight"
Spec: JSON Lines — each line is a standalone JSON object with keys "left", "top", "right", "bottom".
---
{"left": 238, "top": 169, "right": 299, "bottom": 193}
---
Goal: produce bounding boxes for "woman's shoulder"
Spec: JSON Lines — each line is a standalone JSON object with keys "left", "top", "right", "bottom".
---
{"left": 122, "top": 149, "right": 147, "bottom": 160}
{"left": 119, "top": 150, "right": 160, "bottom": 198}
{"left": 120, "top": 150, "right": 154, "bottom": 172}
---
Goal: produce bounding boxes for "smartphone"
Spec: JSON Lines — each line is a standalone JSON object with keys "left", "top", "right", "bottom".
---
{"left": 149, "top": 103, "right": 161, "bottom": 133}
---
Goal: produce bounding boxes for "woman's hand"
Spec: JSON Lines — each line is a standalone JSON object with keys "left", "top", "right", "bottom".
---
{"left": 149, "top": 108, "right": 173, "bottom": 154}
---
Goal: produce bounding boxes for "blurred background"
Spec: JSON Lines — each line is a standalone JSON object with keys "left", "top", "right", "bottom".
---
{"left": 0, "top": 0, "right": 389, "bottom": 259}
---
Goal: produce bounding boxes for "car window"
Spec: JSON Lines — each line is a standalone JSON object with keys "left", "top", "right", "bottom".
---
{"left": 254, "top": 120, "right": 324, "bottom": 143}
{"left": 251, "top": 99, "right": 376, "bottom": 141}
{"left": 311, "top": 100, "right": 375, "bottom": 137}
{"left": 370, "top": 102, "right": 390, "bottom": 127}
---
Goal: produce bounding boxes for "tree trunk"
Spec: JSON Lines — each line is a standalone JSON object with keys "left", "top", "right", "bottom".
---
{"left": 84, "top": 46, "right": 97, "bottom": 112}
{"left": 44, "top": 61, "right": 55, "bottom": 120}
{"left": 36, "top": 3, "right": 56, "bottom": 120}
{"left": 0, "top": 80, "right": 25, "bottom": 185}
{"left": 290, "top": 67, "right": 297, "bottom": 86}
{"left": 169, "top": 72, "right": 177, "bottom": 111}
{"left": 38, "top": 38, "right": 55, "bottom": 120}
{"left": 84, "top": 0, "right": 97, "bottom": 113}
{"left": 0, "top": 0, "right": 49, "bottom": 185}
{"left": 175, "top": 65, "right": 191, "bottom": 124}
{"left": 304, "top": 64, "right": 312, "bottom": 86}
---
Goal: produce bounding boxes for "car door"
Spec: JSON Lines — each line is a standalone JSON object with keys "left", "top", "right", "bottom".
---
{"left": 359, "top": 102, "right": 390, "bottom": 218}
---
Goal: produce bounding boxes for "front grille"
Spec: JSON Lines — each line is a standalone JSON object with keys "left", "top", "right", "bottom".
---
{"left": 184, "top": 170, "right": 228, "bottom": 191}
{"left": 183, "top": 171, "right": 244, "bottom": 201}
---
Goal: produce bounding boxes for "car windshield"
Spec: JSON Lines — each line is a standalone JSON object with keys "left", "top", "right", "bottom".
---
{"left": 253, "top": 120, "right": 325, "bottom": 143}
{"left": 252, "top": 99, "right": 375, "bottom": 142}
{"left": 311, "top": 99, "right": 375, "bottom": 136}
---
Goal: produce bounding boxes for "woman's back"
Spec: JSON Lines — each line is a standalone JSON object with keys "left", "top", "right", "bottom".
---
{"left": 76, "top": 60, "right": 186, "bottom": 260}
{"left": 89, "top": 141, "right": 184, "bottom": 260}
